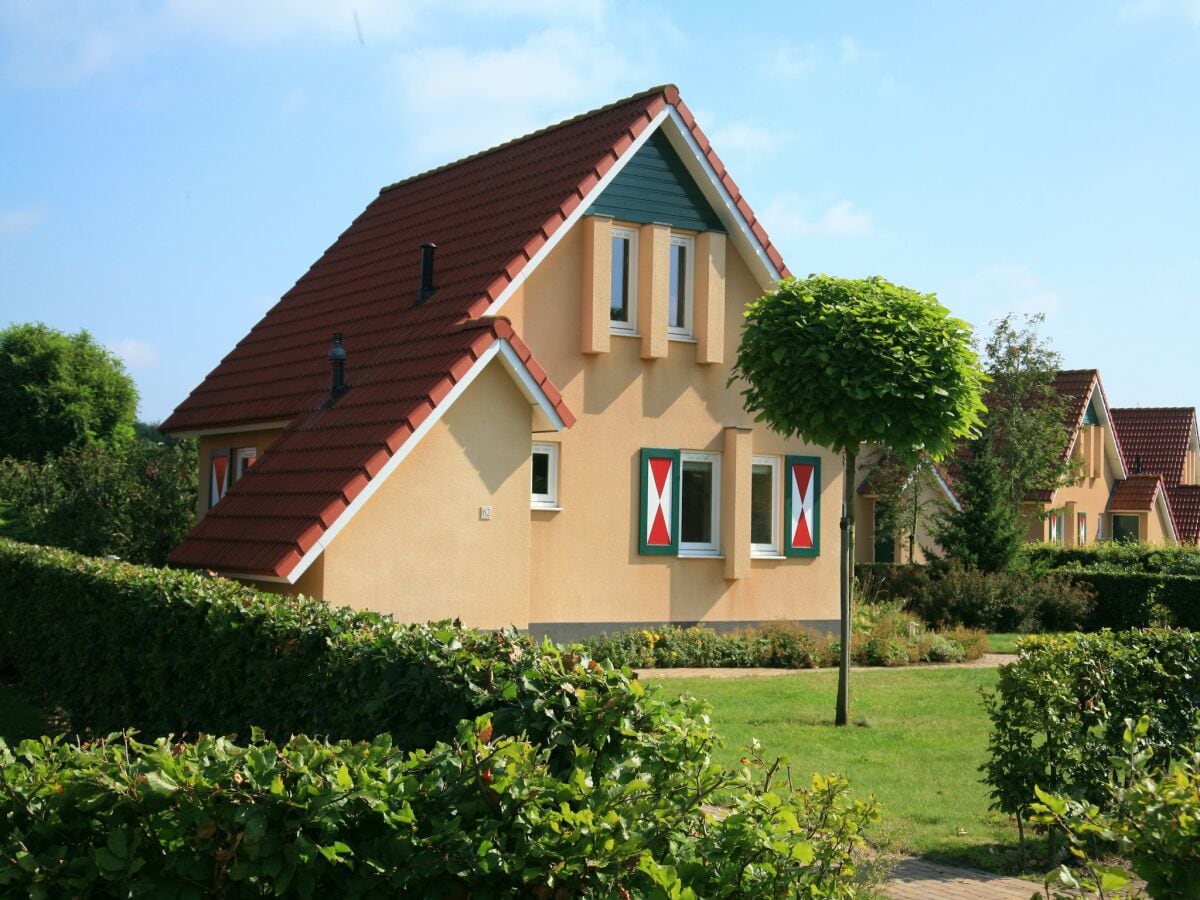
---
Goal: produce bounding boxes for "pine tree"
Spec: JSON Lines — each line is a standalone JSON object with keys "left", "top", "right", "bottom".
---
{"left": 934, "top": 435, "right": 1025, "bottom": 572}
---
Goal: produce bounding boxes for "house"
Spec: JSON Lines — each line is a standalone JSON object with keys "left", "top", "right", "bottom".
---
{"left": 160, "top": 85, "right": 842, "bottom": 641}
{"left": 1110, "top": 407, "right": 1200, "bottom": 545}
{"left": 854, "top": 368, "right": 1180, "bottom": 562}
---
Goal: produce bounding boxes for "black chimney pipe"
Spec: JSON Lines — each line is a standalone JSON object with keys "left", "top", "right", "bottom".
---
{"left": 417, "top": 242, "right": 437, "bottom": 305}
{"left": 326, "top": 332, "right": 348, "bottom": 404}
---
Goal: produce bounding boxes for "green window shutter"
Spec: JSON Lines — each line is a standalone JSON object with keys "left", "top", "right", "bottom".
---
{"left": 784, "top": 455, "right": 821, "bottom": 557}
{"left": 640, "top": 448, "right": 681, "bottom": 555}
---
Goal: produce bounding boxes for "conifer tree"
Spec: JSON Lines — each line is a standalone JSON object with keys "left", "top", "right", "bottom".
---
{"left": 933, "top": 435, "right": 1025, "bottom": 572}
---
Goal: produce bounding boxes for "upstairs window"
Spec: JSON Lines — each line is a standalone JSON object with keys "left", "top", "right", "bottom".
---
{"left": 531, "top": 442, "right": 560, "bottom": 509}
{"left": 668, "top": 234, "right": 694, "bottom": 339}
{"left": 235, "top": 447, "right": 257, "bottom": 479}
{"left": 610, "top": 226, "right": 638, "bottom": 335}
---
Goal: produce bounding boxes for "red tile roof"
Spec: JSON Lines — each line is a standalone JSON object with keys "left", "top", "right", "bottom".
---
{"left": 1170, "top": 485, "right": 1200, "bottom": 545}
{"left": 162, "top": 85, "right": 789, "bottom": 579}
{"left": 1111, "top": 407, "right": 1200, "bottom": 544}
{"left": 1107, "top": 474, "right": 1164, "bottom": 512}
{"left": 1024, "top": 369, "right": 1104, "bottom": 502}
{"left": 1110, "top": 407, "right": 1196, "bottom": 488}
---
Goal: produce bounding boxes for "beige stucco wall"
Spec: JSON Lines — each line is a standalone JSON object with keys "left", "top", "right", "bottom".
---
{"left": 504, "top": 219, "right": 841, "bottom": 631}
{"left": 196, "top": 428, "right": 284, "bottom": 518}
{"left": 311, "top": 361, "right": 534, "bottom": 629}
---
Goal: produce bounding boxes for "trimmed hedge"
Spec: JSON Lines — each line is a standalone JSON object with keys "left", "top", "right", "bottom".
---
{"left": 0, "top": 539, "right": 672, "bottom": 757}
{"left": 0, "top": 716, "right": 878, "bottom": 896}
{"left": 1062, "top": 569, "right": 1200, "bottom": 631}
{"left": 1022, "top": 541, "right": 1200, "bottom": 576}
{"left": 982, "top": 630, "right": 1200, "bottom": 836}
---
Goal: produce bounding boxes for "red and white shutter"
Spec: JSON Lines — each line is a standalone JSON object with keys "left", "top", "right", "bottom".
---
{"left": 784, "top": 455, "right": 820, "bottom": 557}
{"left": 210, "top": 452, "right": 230, "bottom": 508}
{"left": 639, "top": 448, "right": 680, "bottom": 555}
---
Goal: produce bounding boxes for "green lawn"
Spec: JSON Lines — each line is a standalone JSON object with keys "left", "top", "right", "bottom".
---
{"left": 647, "top": 667, "right": 1033, "bottom": 872}
{"left": 986, "top": 633, "right": 1027, "bottom": 654}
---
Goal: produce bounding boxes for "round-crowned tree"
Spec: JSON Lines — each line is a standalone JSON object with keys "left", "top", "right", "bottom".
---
{"left": 0, "top": 322, "right": 138, "bottom": 460}
{"left": 732, "top": 275, "right": 985, "bottom": 725}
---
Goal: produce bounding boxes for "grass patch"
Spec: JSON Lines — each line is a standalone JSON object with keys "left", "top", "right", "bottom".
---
{"left": 648, "top": 666, "right": 1039, "bottom": 873}
{"left": 0, "top": 679, "right": 50, "bottom": 743}
{"left": 987, "top": 633, "right": 1027, "bottom": 654}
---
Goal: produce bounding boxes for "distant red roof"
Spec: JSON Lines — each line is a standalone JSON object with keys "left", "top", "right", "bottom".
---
{"left": 1170, "top": 485, "right": 1200, "bottom": 545}
{"left": 162, "top": 85, "right": 790, "bottom": 579}
{"left": 1107, "top": 474, "right": 1164, "bottom": 512}
{"left": 1111, "top": 407, "right": 1200, "bottom": 544}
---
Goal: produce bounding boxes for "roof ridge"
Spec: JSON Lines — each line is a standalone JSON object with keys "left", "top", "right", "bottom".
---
{"left": 378, "top": 84, "right": 674, "bottom": 194}
{"left": 1112, "top": 406, "right": 1196, "bottom": 413}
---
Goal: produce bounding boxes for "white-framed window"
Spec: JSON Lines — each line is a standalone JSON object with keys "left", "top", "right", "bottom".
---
{"left": 235, "top": 447, "right": 257, "bottom": 479}
{"left": 750, "top": 455, "right": 781, "bottom": 556}
{"left": 531, "top": 442, "right": 559, "bottom": 509}
{"left": 679, "top": 450, "right": 720, "bottom": 555}
{"left": 610, "top": 226, "right": 638, "bottom": 335}
{"left": 667, "top": 234, "right": 694, "bottom": 339}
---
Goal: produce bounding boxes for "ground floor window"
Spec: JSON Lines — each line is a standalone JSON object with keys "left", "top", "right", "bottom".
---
{"left": 873, "top": 500, "right": 895, "bottom": 563}
{"left": 1077, "top": 511, "right": 1087, "bottom": 546}
{"left": 1111, "top": 514, "right": 1140, "bottom": 543}
{"left": 750, "top": 456, "right": 780, "bottom": 556}
{"left": 679, "top": 452, "right": 720, "bottom": 556}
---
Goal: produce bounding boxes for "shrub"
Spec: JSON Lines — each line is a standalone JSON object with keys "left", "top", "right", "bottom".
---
{"left": 0, "top": 540, "right": 708, "bottom": 760}
{"left": 0, "top": 718, "right": 879, "bottom": 897}
{"left": 1021, "top": 541, "right": 1200, "bottom": 576}
{"left": 854, "top": 563, "right": 931, "bottom": 604}
{"left": 1032, "top": 716, "right": 1200, "bottom": 899}
{"left": 981, "top": 631, "right": 1200, "bottom": 849}
{"left": 750, "top": 621, "right": 825, "bottom": 668}
{"left": 580, "top": 612, "right": 982, "bottom": 671}
{"left": 1066, "top": 569, "right": 1200, "bottom": 631}
{"left": 907, "top": 564, "right": 1093, "bottom": 633}
{"left": 0, "top": 436, "right": 197, "bottom": 566}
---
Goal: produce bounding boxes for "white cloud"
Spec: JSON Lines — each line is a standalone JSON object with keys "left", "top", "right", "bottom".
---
{"left": 707, "top": 121, "right": 781, "bottom": 157}
{"left": 1119, "top": 0, "right": 1200, "bottom": 25}
{"left": 385, "top": 27, "right": 646, "bottom": 164}
{"left": 762, "top": 195, "right": 874, "bottom": 241}
{"left": 761, "top": 35, "right": 870, "bottom": 79}
{"left": 107, "top": 337, "right": 160, "bottom": 370}
{"left": 0, "top": 0, "right": 618, "bottom": 84}
{"left": 0, "top": 205, "right": 48, "bottom": 237}
{"left": 946, "top": 263, "right": 1063, "bottom": 324}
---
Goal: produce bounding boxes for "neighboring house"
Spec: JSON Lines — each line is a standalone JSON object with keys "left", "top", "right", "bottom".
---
{"left": 1110, "top": 407, "right": 1200, "bottom": 545}
{"left": 854, "top": 449, "right": 956, "bottom": 564}
{"left": 160, "top": 85, "right": 842, "bottom": 640}
{"left": 1016, "top": 369, "right": 1171, "bottom": 547}
{"left": 855, "top": 368, "right": 1180, "bottom": 562}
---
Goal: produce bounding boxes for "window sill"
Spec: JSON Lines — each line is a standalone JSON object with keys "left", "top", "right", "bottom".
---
{"left": 531, "top": 505, "right": 562, "bottom": 512}
{"left": 751, "top": 554, "right": 787, "bottom": 560}
{"left": 678, "top": 551, "right": 724, "bottom": 559}
{"left": 668, "top": 335, "right": 697, "bottom": 343}
{"left": 610, "top": 330, "right": 641, "bottom": 338}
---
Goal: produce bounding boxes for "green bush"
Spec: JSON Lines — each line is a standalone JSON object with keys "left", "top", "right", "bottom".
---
{"left": 1064, "top": 568, "right": 1200, "bottom": 631}
{"left": 907, "top": 564, "right": 1094, "bottom": 633}
{"left": 854, "top": 563, "right": 932, "bottom": 604}
{"left": 981, "top": 631, "right": 1200, "bottom": 846}
{"left": 1021, "top": 541, "right": 1200, "bottom": 576}
{"left": 0, "top": 719, "right": 878, "bottom": 897}
{"left": 0, "top": 540, "right": 690, "bottom": 758}
{"left": 582, "top": 607, "right": 984, "bottom": 670}
{"left": 1032, "top": 716, "right": 1200, "bottom": 899}
{"left": 0, "top": 436, "right": 197, "bottom": 566}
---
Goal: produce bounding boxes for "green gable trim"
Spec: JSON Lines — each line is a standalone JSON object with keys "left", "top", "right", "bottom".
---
{"left": 1082, "top": 397, "right": 1100, "bottom": 426}
{"left": 586, "top": 129, "right": 725, "bottom": 233}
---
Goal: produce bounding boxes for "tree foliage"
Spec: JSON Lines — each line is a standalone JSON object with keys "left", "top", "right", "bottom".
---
{"left": 732, "top": 275, "right": 986, "bottom": 459}
{"left": 0, "top": 322, "right": 138, "bottom": 461}
{"left": 732, "top": 274, "right": 986, "bottom": 725}
{"left": 981, "top": 314, "right": 1077, "bottom": 502}
{"left": 933, "top": 436, "right": 1026, "bottom": 572}
{"left": 0, "top": 433, "right": 196, "bottom": 566}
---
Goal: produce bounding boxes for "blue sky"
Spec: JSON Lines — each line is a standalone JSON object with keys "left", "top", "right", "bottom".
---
{"left": 2, "top": 1, "right": 1198, "bottom": 423}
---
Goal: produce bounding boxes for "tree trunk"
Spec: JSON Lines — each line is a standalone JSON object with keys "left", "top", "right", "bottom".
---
{"left": 836, "top": 446, "right": 857, "bottom": 726}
